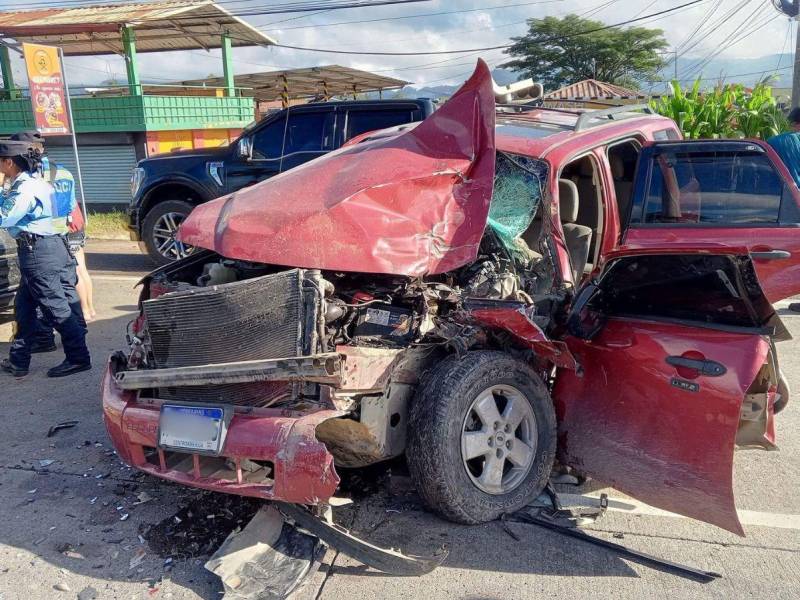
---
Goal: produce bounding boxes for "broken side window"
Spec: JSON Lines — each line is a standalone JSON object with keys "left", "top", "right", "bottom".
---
{"left": 489, "top": 152, "right": 547, "bottom": 262}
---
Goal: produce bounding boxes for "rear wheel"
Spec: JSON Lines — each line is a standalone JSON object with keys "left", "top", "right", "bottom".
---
{"left": 407, "top": 351, "right": 556, "bottom": 524}
{"left": 142, "top": 199, "right": 195, "bottom": 265}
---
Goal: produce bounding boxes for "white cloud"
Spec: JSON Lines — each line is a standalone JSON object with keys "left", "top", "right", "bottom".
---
{"left": 0, "top": 0, "right": 794, "bottom": 87}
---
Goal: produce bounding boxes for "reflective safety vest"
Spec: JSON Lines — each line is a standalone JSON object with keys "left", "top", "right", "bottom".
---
{"left": 44, "top": 157, "right": 77, "bottom": 235}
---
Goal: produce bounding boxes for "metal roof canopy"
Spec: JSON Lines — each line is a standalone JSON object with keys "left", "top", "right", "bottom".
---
{"left": 545, "top": 79, "right": 644, "bottom": 101}
{"left": 180, "top": 65, "right": 409, "bottom": 101}
{"left": 0, "top": 0, "right": 275, "bottom": 56}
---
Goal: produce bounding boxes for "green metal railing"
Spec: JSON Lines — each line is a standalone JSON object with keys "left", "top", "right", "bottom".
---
{"left": 0, "top": 87, "right": 255, "bottom": 134}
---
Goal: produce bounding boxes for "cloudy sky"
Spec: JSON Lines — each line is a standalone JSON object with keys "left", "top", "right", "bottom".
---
{"left": 1, "top": 0, "right": 796, "bottom": 89}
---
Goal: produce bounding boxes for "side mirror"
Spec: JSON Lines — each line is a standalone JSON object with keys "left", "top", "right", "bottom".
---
{"left": 566, "top": 283, "right": 606, "bottom": 340}
{"left": 237, "top": 137, "right": 253, "bottom": 160}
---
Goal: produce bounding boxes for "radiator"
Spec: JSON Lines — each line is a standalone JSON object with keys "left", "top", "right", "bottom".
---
{"left": 141, "top": 269, "right": 322, "bottom": 405}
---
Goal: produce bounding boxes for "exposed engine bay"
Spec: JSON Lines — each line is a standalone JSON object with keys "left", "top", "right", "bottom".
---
{"left": 118, "top": 211, "right": 562, "bottom": 467}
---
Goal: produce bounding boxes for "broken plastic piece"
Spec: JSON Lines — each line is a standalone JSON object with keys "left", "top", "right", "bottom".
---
{"left": 47, "top": 420, "right": 78, "bottom": 437}
{"left": 206, "top": 505, "right": 323, "bottom": 599}
{"left": 276, "top": 502, "right": 447, "bottom": 576}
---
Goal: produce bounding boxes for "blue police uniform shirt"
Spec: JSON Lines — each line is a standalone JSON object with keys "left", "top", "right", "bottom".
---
{"left": 767, "top": 131, "right": 800, "bottom": 189}
{"left": 0, "top": 171, "right": 57, "bottom": 238}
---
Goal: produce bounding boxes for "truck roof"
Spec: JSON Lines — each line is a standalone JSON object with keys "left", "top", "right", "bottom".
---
{"left": 494, "top": 107, "right": 678, "bottom": 160}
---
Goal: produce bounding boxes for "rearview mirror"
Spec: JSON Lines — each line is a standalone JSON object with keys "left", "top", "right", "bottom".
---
{"left": 237, "top": 137, "right": 253, "bottom": 160}
{"left": 566, "top": 283, "right": 606, "bottom": 340}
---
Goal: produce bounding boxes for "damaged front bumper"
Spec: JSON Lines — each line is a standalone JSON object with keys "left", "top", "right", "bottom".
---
{"left": 102, "top": 360, "right": 342, "bottom": 504}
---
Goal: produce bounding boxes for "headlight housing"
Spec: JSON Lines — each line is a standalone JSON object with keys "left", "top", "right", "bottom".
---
{"left": 130, "top": 167, "right": 145, "bottom": 198}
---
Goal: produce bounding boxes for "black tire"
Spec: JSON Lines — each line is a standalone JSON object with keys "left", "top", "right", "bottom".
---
{"left": 406, "top": 350, "right": 556, "bottom": 524}
{"left": 142, "top": 199, "right": 195, "bottom": 266}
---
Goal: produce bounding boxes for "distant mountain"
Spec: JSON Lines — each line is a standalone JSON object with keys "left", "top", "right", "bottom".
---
{"left": 386, "top": 68, "right": 517, "bottom": 100}
{"left": 662, "top": 53, "right": 793, "bottom": 89}
{"left": 387, "top": 55, "right": 796, "bottom": 101}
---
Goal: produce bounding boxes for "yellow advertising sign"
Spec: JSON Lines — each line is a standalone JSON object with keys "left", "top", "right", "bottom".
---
{"left": 23, "top": 42, "right": 69, "bottom": 135}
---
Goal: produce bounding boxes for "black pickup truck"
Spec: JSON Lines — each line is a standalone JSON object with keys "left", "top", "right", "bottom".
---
{"left": 129, "top": 99, "right": 436, "bottom": 264}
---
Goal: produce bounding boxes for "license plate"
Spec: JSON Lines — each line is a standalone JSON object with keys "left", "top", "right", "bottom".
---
{"left": 158, "top": 404, "right": 228, "bottom": 454}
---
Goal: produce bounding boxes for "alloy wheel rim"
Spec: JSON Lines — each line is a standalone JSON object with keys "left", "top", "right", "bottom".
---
{"left": 461, "top": 384, "right": 538, "bottom": 495}
{"left": 152, "top": 212, "right": 193, "bottom": 260}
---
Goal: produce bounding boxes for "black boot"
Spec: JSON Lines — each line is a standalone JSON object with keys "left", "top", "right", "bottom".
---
{"left": 1, "top": 359, "right": 28, "bottom": 377}
{"left": 47, "top": 360, "right": 91, "bottom": 378}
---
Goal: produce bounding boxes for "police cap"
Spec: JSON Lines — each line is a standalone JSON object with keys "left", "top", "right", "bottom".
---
{"left": 10, "top": 130, "right": 44, "bottom": 144}
{"left": 0, "top": 140, "right": 32, "bottom": 158}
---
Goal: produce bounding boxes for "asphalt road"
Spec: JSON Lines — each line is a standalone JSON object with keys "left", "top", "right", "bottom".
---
{"left": 0, "top": 240, "right": 797, "bottom": 600}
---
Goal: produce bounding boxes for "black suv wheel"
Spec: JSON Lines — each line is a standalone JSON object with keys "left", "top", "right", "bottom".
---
{"left": 142, "top": 199, "right": 195, "bottom": 265}
{"left": 407, "top": 351, "right": 556, "bottom": 524}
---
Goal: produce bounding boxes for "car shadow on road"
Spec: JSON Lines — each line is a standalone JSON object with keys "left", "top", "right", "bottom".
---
{"left": 85, "top": 247, "right": 154, "bottom": 275}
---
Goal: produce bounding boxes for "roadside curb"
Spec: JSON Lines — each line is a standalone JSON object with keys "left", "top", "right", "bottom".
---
{"left": 87, "top": 234, "right": 132, "bottom": 241}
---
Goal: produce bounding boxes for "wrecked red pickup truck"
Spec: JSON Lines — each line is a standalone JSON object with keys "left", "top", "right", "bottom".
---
{"left": 103, "top": 61, "right": 796, "bottom": 537}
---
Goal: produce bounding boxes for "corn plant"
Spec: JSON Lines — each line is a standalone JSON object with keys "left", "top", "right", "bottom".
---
{"left": 650, "top": 77, "right": 789, "bottom": 140}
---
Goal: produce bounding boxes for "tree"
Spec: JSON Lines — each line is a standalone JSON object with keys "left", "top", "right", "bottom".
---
{"left": 501, "top": 14, "right": 668, "bottom": 90}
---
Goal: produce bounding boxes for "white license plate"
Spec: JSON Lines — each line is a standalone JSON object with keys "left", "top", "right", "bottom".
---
{"left": 158, "top": 404, "right": 227, "bottom": 454}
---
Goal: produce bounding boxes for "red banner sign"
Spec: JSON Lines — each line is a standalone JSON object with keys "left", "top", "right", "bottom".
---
{"left": 23, "top": 42, "right": 70, "bottom": 135}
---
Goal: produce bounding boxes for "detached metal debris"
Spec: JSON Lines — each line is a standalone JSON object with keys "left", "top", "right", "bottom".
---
{"left": 206, "top": 502, "right": 447, "bottom": 598}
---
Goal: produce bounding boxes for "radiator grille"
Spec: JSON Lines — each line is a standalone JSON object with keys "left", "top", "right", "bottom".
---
{"left": 141, "top": 269, "right": 321, "bottom": 406}
{"left": 144, "top": 269, "right": 310, "bottom": 369}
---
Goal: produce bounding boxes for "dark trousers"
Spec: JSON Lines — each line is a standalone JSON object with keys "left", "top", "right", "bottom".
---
{"left": 9, "top": 235, "right": 90, "bottom": 370}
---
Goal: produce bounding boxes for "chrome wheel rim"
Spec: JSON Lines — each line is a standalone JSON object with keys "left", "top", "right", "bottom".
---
{"left": 461, "top": 384, "right": 537, "bottom": 495}
{"left": 152, "top": 211, "right": 193, "bottom": 261}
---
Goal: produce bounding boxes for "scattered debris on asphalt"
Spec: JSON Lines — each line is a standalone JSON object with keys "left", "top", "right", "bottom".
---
{"left": 133, "top": 491, "right": 154, "bottom": 505}
{"left": 77, "top": 585, "right": 98, "bottom": 600}
{"left": 47, "top": 420, "right": 79, "bottom": 437}
{"left": 129, "top": 547, "right": 147, "bottom": 570}
{"left": 144, "top": 492, "right": 261, "bottom": 560}
{"left": 206, "top": 504, "right": 324, "bottom": 599}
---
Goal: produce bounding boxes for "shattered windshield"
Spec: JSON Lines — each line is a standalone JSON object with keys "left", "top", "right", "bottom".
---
{"left": 489, "top": 152, "right": 548, "bottom": 260}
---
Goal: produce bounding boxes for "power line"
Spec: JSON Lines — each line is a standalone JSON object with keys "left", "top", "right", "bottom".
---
{"left": 255, "top": 0, "right": 564, "bottom": 31}
{"left": 683, "top": 3, "right": 778, "bottom": 78}
{"left": 675, "top": 0, "right": 722, "bottom": 53}
{"left": 246, "top": 1, "right": 706, "bottom": 56}
{"left": 678, "top": 0, "right": 753, "bottom": 59}
{"left": 775, "top": 15, "right": 794, "bottom": 71}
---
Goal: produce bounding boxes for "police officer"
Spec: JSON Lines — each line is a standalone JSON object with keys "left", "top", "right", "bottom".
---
{"left": 0, "top": 139, "right": 90, "bottom": 378}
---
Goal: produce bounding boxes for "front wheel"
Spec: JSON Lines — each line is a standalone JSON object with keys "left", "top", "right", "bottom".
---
{"left": 142, "top": 199, "right": 195, "bottom": 266}
{"left": 407, "top": 351, "right": 556, "bottom": 524}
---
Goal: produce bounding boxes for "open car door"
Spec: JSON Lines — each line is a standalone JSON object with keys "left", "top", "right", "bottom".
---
{"left": 552, "top": 248, "right": 785, "bottom": 536}
{"left": 622, "top": 140, "right": 800, "bottom": 303}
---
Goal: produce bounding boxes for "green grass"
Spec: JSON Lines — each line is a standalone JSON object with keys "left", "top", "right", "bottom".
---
{"left": 85, "top": 210, "right": 130, "bottom": 239}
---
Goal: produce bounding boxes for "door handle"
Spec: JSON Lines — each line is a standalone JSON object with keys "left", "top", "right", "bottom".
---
{"left": 666, "top": 356, "right": 727, "bottom": 377}
{"left": 751, "top": 250, "right": 791, "bottom": 261}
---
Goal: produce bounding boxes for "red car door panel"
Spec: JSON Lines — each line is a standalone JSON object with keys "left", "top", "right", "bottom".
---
{"left": 622, "top": 140, "right": 800, "bottom": 303}
{"left": 553, "top": 249, "right": 779, "bottom": 536}
{"left": 554, "top": 320, "right": 769, "bottom": 536}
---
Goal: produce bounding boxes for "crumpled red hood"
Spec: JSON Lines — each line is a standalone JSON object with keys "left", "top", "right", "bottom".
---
{"left": 178, "top": 60, "right": 496, "bottom": 276}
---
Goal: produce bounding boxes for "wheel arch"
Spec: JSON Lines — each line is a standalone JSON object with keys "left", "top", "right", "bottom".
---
{"left": 140, "top": 179, "right": 209, "bottom": 223}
